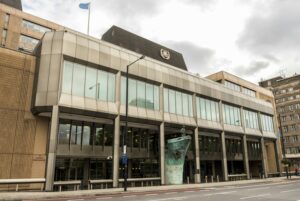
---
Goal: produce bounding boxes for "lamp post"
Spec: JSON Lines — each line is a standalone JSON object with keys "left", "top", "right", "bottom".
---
{"left": 123, "top": 55, "right": 145, "bottom": 191}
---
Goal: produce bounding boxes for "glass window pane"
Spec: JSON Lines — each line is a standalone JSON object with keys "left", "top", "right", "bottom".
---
{"left": 98, "top": 70, "right": 108, "bottom": 101}
{"left": 82, "top": 124, "right": 91, "bottom": 145}
{"left": 188, "top": 95, "right": 193, "bottom": 117}
{"left": 211, "top": 101, "right": 216, "bottom": 121}
{"left": 58, "top": 123, "right": 70, "bottom": 144}
{"left": 137, "top": 81, "right": 146, "bottom": 108}
{"left": 169, "top": 89, "right": 176, "bottom": 113}
{"left": 146, "top": 83, "right": 154, "bottom": 109}
{"left": 200, "top": 98, "right": 206, "bottom": 119}
{"left": 205, "top": 99, "right": 212, "bottom": 121}
{"left": 62, "top": 61, "right": 73, "bottom": 94}
{"left": 154, "top": 86, "right": 159, "bottom": 110}
{"left": 196, "top": 97, "right": 200, "bottom": 118}
{"left": 182, "top": 94, "right": 189, "bottom": 116}
{"left": 107, "top": 73, "right": 115, "bottom": 102}
{"left": 175, "top": 91, "right": 182, "bottom": 115}
{"left": 72, "top": 63, "right": 85, "bottom": 97}
{"left": 104, "top": 125, "right": 113, "bottom": 146}
{"left": 164, "top": 88, "right": 169, "bottom": 112}
{"left": 85, "top": 67, "right": 97, "bottom": 98}
{"left": 95, "top": 125, "right": 104, "bottom": 146}
{"left": 128, "top": 79, "right": 137, "bottom": 106}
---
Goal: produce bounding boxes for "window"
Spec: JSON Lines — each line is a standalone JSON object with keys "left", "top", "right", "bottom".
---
{"left": 4, "top": 14, "right": 9, "bottom": 27}
{"left": 244, "top": 109, "right": 259, "bottom": 129}
{"left": 288, "top": 96, "right": 294, "bottom": 101}
{"left": 19, "top": 35, "right": 39, "bottom": 51}
{"left": 261, "top": 114, "right": 274, "bottom": 132}
{"left": 283, "top": 126, "right": 288, "bottom": 133}
{"left": 242, "top": 87, "right": 256, "bottom": 97}
{"left": 281, "top": 116, "right": 286, "bottom": 122}
{"left": 58, "top": 122, "right": 71, "bottom": 144}
{"left": 62, "top": 60, "right": 116, "bottom": 102}
{"left": 164, "top": 88, "right": 193, "bottom": 117}
{"left": 1, "top": 29, "right": 7, "bottom": 46}
{"left": 121, "top": 77, "right": 159, "bottom": 110}
{"left": 22, "top": 20, "right": 51, "bottom": 33}
{"left": 196, "top": 97, "right": 219, "bottom": 122}
{"left": 223, "top": 104, "right": 241, "bottom": 126}
{"left": 224, "top": 80, "right": 240, "bottom": 92}
{"left": 288, "top": 87, "right": 293, "bottom": 92}
{"left": 291, "top": 125, "right": 296, "bottom": 131}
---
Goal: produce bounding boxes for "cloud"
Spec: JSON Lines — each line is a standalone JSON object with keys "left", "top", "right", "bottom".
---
{"left": 237, "top": 0, "right": 300, "bottom": 57}
{"left": 235, "top": 61, "right": 269, "bottom": 76}
{"left": 164, "top": 41, "right": 215, "bottom": 73}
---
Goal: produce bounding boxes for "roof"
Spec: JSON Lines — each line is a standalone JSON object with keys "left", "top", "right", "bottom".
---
{"left": 0, "top": 0, "right": 22, "bottom": 10}
{"left": 102, "top": 25, "right": 187, "bottom": 71}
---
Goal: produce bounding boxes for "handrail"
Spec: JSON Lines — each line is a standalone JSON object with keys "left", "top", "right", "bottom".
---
{"left": 0, "top": 178, "right": 45, "bottom": 191}
{"left": 53, "top": 180, "right": 81, "bottom": 192}
{"left": 118, "top": 177, "right": 161, "bottom": 182}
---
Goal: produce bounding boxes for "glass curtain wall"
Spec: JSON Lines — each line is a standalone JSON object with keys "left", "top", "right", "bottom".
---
{"left": 121, "top": 77, "right": 159, "bottom": 110}
{"left": 196, "top": 97, "right": 220, "bottom": 122}
{"left": 223, "top": 104, "right": 241, "bottom": 126}
{"left": 261, "top": 114, "right": 274, "bottom": 132}
{"left": 22, "top": 20, "right": 51, "bottom": 33}
{"left": 244, "top": 109, "right": 259, "bottom": 129}
{"left": 224, "top": 80, "right": 240, "bottom": 92}
{"left": 164, "top": 88, "right": 193, "bottom": 117}
{"left": 62, "top": 60, "right": 116, "bottom": 102}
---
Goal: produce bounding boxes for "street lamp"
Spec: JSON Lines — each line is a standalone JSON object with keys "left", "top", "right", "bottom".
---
{"left": 123, "top": 55, "right": 145, "bottom": 191}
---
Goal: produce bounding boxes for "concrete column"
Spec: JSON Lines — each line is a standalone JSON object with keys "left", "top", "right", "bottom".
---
{"left": 274, "top": 139, "right": 282, "bottom": 174}
{"left": 242, "top": 135, "right": 250, "bottom": 179}
{"left": 260, "top": 137, "right": 268, "bottom": 178}
{"left": 160, "top": 122, "right": 165, "bottom": 185}
{"left": 194, "top": 127, "right": 201, "bottom": 183}
{"left": 221, "top": 131, "right": 228, "bottom": 181}
{"left": 112, "top": 115, "right": 120, "bottom": 188}
{"left": 45, "top": 105, "right": 59, "bottom": 191}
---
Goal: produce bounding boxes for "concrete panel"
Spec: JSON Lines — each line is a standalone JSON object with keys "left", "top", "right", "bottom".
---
{"left": 63, "top": 32, "right": 76, "bottom": 57}
{"left": 59, "top": 93, "right": 72, "bottom": 106}
{"left": 88, "top": 40, "right": 100, "bottom": 65}
{"left": 120, "top": 51, "right": 129, "bottom": 72}
{"left": 84, "top": 97, "right": 97, "bottom": 111}
{"left": 35, "top": 92, "right": 47, "bottom": 107}
{"left": 99, "top": 44, "right": 111, "bottom": 68}
{"left": 138, "top": 59, "right": 147, "bottom": 78}
{"left": 36, "top": 54, "right": 51, "bottom": 93}
{"left": 107, "top": 102, "right": 118, "bottom": 114}
{"left": 0, "top": 154, "right": 12, "bottom": 179}
{"left": 10, "top": 154, "right": 33, "bottom": 178}
{"left": 72, "top": 95, "right": 85, "bottom": 109}
{"left": 41, "top": 32, "right": 54, "bottom": 55}
{"left": 51, "top": 31, "right": 63, "bottom": 54}
{"left": 46, "top": 91, "right": 59, "bottom": 106}
{"left": 33, "top": 117, "right": 49, "bottom": 155}
{"left": 110, "top": 48, "right": 120, "bottom": 70}
{"left": 75, "top": 35, "right": 88, "bottom": 61}
{"left": 47, "top": 53, "right": 61, "bottom": 92}
{"left": 97, "top": 100, "right": 108, "bottom": 113}
{"left": 137, "top": 107, "right": 147, "bottom": 119}
{"left": 0, "top": 109, "right": 17, "bottom": 153}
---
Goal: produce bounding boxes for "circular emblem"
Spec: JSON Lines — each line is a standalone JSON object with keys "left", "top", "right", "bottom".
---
{"left": 160, "top": 49, "right": 171, "bottom": 60}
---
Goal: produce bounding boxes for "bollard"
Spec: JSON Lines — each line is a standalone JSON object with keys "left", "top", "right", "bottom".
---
{"left": 205, "top": 176, "right": 208, "bottom": 183}
{"left": 217, "top": 175, "right": 219, "bottom": 182}
{"left": 211, "top": 176, "right": 213, "bottom": 183}
{"left": 187, "top": 176, "right": 189, "bottom": 184}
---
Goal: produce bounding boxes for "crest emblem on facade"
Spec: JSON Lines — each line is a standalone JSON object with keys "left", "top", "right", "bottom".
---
{"left": 160, "top": 48, "right": 171, "bottom": 60}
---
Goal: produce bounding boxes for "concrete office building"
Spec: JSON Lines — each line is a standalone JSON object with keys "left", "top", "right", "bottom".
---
{"left": 260, "top": 74, "right": 300, "bottom": 164}
{"left": 0, "top": 1, "right": 281, "bottom": 191}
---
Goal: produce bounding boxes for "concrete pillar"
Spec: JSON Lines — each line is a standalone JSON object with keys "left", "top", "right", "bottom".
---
{"left": 160, "top": 122, "right": 165, "bottom": 185}
{"left": 194, "top": 127, "right": 201, "bottom": 183}
{"left": 221, "top": 131, "right": 228, "bottom": 181}
{"left": 260, "top": 137, "right": 268, "bottom": 178}
{"left": 274, "top": 139, "right": 282, "bottom": 174}
{"left": 45, "top": 105, "right": 59, "bottom": 191}
{"left": 242, "top": 135, "right": 250, "bottom": 179}
{"left": 112, "top": 115, "right": 120, "bottom": 187}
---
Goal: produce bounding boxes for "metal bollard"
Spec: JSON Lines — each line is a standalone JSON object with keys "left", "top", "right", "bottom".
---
{"left": 217, "top": 175, "right": 219, "bottom": 182}
{"left": 211, "top": 176, "right": 213, "bottom": 183}
{"left": 187, "top": 176, "right": 189, "bottom": 184}
{"left": 205, "top": 176, "right": 208, "bottom": 183}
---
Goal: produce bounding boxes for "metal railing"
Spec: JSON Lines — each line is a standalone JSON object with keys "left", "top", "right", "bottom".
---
{"left": 0, "top": 178, "right": 45, "bottom": 191}
{"left": 88, "top": 179, "right": 113, "bottom": 190}
{"left": 228, "top": 174, "right": 248, "bottom": 181}
{"left": 53, "top": 180, "right": 81, "bottom": 192}
{"left": 118, "top": 177, "right": 161, "bottom": 187}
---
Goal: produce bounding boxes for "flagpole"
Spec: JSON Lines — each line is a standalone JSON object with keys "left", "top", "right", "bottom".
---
{"left": 87, "top": 2, "right": 91, "bottom": 35}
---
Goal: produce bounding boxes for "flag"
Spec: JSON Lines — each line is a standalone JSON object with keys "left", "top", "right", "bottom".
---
{"left": 79, "top": 2, "right": 90, "bottom": 10}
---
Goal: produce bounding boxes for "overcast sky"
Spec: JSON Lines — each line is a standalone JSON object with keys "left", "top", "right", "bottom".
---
{"left": 22, "top": 0, "right": 300, "bottom": 84}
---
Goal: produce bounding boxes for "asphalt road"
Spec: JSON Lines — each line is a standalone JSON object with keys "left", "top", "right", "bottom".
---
{"left": 28, "top": 180, "right": 300, "bottom": 201}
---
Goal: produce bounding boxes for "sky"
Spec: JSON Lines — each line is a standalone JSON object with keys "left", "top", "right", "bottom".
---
{"left": 22, "top": 0, "right": 300, "bottom": 84}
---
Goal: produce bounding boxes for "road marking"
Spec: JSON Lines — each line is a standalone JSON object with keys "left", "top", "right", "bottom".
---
{"left": 247, "top": 187, "right": 270, "bottom": 191}
{"left": 123, "top": 195, "right": 136, "bottom": 198}
{"left": 205, "top": 191, "right": 236, "bottom": 196}
{"left": 240, "top": 194, "right": 270, "bottom": 200}
{"left": 280, "top": 189, "right": 298, "bottom": 193}
{"left": 146, "top": 193, "right": 158, "bottom": 196}
{"left": 148, "top": 197, "right": 186, "bottom": 201}
{"left": 96, "top": 197, "right": 112, "bottom": 200}
{"left": 165, "top": 192, "right": 178, "bottom": 194}
{"left": 184, "top": 190, "right": 194, "bottom": 193}
{"left": 67, "top": 199, "right": 84, "bottom": 201}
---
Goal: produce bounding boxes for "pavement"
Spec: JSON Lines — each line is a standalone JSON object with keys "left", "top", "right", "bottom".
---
{"left": 0, "top": 177, "right": 299, "bottom": 201}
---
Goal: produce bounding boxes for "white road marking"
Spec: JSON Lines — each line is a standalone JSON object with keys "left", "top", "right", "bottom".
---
{"left": 123, "top": 195, "right": 136, "bottom": 198}
{"left": 280, "top": 189, "right": 298, "bottom": 193}
{"left": 247, "top": 187, "right": 270, "bottom": 191}
{"left": 205, "top": 191, "right": 236, "bottom": 196}
{"left": 67, "top": 199, "right": 84, "bottom": 201}
{"left": 240, "top": 194, "right": 270, "bottom": 200}
{"left": 145, "top": 193, "right": 158, "bottom": 196}
{"left": 149, "top": 197, "right": 186, "bottom": 201}
{"left": 96, "top": 197, "right": 112, "bottom": 200}
{"left": 165, "top": 192, "right": 178, "bottom": 194}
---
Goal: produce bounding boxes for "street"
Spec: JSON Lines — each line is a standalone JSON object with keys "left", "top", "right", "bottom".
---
{"left": 26, "top": 179, "right": 300, "bottom": 201}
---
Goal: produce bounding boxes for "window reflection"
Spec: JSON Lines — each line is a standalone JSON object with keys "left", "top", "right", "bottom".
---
{"left": 223, "top": 104, "right": 241, "bottom": 126}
